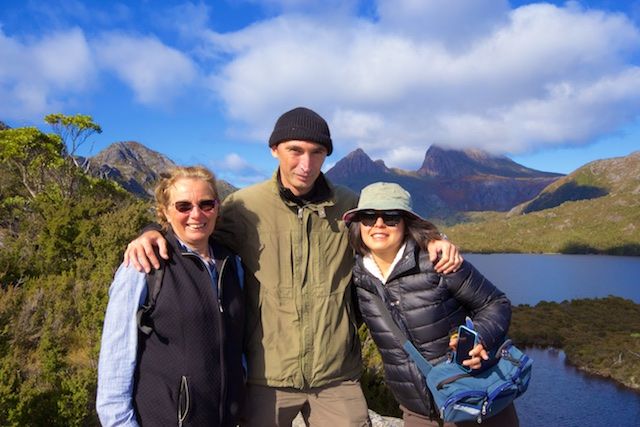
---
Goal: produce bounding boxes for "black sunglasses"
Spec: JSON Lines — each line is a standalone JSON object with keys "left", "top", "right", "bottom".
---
{"left": 173, "top": 199, "right": 218, "bottom": 213}
{"left": 355, "top": 210, "right": 404, "bottom": 227}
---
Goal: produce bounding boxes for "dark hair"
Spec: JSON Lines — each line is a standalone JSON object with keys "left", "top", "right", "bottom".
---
{"left": 347, "top": 214, "right": 441, "bottom": 256}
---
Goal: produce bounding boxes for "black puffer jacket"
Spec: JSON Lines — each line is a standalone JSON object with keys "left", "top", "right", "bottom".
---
{"left": 353, "top": 239, "right": 512, "bottom": 416}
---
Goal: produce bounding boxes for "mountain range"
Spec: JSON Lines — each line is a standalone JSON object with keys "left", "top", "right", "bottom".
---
{"left": 87, "top": 141, "right": 564, "bottom": 219}
{"left": 325, "top": 146, "right": 562, "bottom": 219}
{"left": 84, "top": 140, "right": 638, "bottom": 251}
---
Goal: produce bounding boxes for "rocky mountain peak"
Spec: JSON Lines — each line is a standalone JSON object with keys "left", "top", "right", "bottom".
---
{"left": 88, "top": 141, "right": 177, "bottom": 198}
{"left": 92, "top": 141, "right": 175, "bottom": 173}
{"left": 88, "top": 141, "right": 237, "bottom": 199}
{"left": 417, "top": 144, "right": 561, "bottom": 179}
{"left": 325, "top": 148, "right": 389, "bottom": 182}
{"left": 325, "top": 144, "right": 565, "bottom": 217}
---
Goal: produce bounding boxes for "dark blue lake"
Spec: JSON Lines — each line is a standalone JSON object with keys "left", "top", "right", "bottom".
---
{"left": 464, "top": 254, "right": 640, "bottom": 427}
{"left": 514, "top": 348, "right": 640, "bottom": 427}
{"left": 464, "top": 254, "right": 640, "bottom": 305}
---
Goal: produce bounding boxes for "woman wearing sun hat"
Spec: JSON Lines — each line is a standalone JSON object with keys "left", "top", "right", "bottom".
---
{"left": 344, "top": 182, "right": 519, "bottom": 426}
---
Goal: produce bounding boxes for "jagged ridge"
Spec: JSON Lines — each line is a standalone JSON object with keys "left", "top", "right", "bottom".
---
{"left": 88, "top": 141, "right": 237, "bottom": 199}
{"left": 418, "top": 145, "right": 562, "bottom": 179}
{"left": 89, "top": 141, "right": 177, "bottom": 198}
{"left": 326, "top": 145, "right": 563, "bottom": 219}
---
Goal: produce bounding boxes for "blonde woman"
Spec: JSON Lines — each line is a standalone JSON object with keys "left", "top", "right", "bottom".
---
{"left": 97, "top": 166, "right": 245, "bottom": 427}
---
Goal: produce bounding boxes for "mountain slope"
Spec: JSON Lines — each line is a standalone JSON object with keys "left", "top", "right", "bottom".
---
{"left": 89, "top": 141, "right": 237, "bottom": 199}
{"left": 326, "top": 148, "right": 452, "bottom": 219}
{"left": 514, "top": 151, "right": 640, "bottom": 214}
{"left": 89, "top": 141, "right": 176, "bottom": 197}
{"left": 446, "top": 151, "right": 640, "bottom": 254}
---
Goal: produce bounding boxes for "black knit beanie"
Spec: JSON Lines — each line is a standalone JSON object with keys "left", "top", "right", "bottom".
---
{"left": 268, "top": 107, "right": 333, "bottom": 155}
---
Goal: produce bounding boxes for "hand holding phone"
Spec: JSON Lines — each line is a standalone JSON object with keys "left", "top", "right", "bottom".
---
{"left": 454, "top": 325, "right": 478, "bottom": 371}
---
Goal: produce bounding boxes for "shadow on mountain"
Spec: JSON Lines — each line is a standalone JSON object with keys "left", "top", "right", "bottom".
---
{"left": 524, "top": 182, "right": 608, "bottom": 213}
{"left": 560, "top": 242, "right": 640, "bottom": 256}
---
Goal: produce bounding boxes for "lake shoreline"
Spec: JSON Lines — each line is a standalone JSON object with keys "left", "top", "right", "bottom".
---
{"left": 530, "top": 346, "right": 640, "bottom": 393}
{"left": 510, "top": 297, "right": 640, "bottom": 400}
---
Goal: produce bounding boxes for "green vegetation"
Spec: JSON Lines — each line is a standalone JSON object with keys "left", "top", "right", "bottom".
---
{"left": 1, "top": 114, "right": 638, "bottom": 423}
{"left": 445, "top": 192, "right": 640, "bottom": 255}
{"left": 359, "top": 326, "right": 403, "bottom": 418}
{"left": 360, "top": 297, "right": 640, "bottom": 417}
{"left": 510, "top": 297, "right": 640, "bottom": 390}
{"left": 0, "top": 116, "right": 151, "bottom": 426}
{"left": 446, "top": 152, "right": 640, "bottom": 255}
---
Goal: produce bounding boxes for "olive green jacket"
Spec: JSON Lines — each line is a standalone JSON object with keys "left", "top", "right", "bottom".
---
{"left": 214, "top": 171, "right": 362, "bottom": 388}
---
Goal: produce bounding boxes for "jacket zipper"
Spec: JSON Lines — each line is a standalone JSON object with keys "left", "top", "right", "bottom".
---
{"left": 182, "top": 251, "right": 228, "bottom": 425}
{"left": 297, "top": 205, "right": 308, "bottom": 385}
{"left": 217, "top": 256, "right": 229, "bottom": 423}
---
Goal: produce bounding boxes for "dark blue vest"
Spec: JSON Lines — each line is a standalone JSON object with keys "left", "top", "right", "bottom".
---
{"left": 134, "top": 232, "right": 245, "bottom": 426}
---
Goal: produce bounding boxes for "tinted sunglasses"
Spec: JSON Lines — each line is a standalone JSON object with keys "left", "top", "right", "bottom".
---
{"left": 355, "top": 210, "right": 404, "bottom": 227}
{"left": 173, "top": 199, "right": 218, "bottom": 213}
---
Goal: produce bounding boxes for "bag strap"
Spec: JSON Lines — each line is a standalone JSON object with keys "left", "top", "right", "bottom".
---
{"left": 137, "top": 261, "right": 165, "bottom": 336}
{"left": 370, "top": 292, "right": 435, "bottom": 377}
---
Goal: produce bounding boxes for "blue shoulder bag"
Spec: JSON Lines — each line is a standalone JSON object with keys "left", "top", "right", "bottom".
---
{"left": 372, "top": 295, "right": 532, "bottom": 424}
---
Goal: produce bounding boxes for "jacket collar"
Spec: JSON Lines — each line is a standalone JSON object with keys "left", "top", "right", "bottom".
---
{"left": 355, "top": 239, "right": 421, "bottom": 289}
{"left": 270, "top": 169, "right": 337, "bottom": 210}
{"left": 275, "top": 169, "right": 332, "bottom": 205}
{"left": 163, "top": 228, "right": 230, "bottom": 261}
{"left": 362, "top": 242, "right": 407, "bottom": 284}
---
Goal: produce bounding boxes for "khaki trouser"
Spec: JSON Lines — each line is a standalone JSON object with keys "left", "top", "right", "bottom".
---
{"left": 239, "top": 380, "right": 371, "bottom": 427}
{"left": 402, "top": 403, "right": 520, "bottom": 427}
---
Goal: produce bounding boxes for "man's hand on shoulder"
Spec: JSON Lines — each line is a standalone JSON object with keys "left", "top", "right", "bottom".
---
{"left": 123, "top": 230, "right": 168, "bottom": 273}
{"left": 427, "top": 238, "right": 463, "bottom": 274}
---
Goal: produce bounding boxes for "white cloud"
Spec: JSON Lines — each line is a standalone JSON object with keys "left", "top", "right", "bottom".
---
{"left": 221, "top": 153, "right": 254, "bottom": 172}
{"left": 211, "top": 152, "right": 270, "bottom": 185}
{"left": 3, "top": 0, "right": 639, "bottom": 177}
{"left": 375, "top": 0, "right": 511, "bottom": 50}
{"left": 0, "top": 27, "right": 95, "bottom": 120}
{"left": 0, "top": 25, "right": 200, "bottom": 119}
{"left": 204, "top": 1, "right": 640, "bottom": 169}
{"left": 95, "top": 32, "right": 198, "bottom": 106}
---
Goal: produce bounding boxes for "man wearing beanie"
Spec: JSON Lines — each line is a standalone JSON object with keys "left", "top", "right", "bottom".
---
{"left": 268, "top": 107, "right": 334, "bottom": 155}
{"left": 123, "top": 106, "right": 462, "bottom": 426}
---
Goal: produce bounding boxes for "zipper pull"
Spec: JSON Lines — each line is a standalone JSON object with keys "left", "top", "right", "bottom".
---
{"left": 297, "top": 206, "right": 303, "bottom": 219}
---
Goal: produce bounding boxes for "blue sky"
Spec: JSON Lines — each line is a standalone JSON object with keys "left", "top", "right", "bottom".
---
{"left": 2, "top": 0, "right": 640, "bottom": 187}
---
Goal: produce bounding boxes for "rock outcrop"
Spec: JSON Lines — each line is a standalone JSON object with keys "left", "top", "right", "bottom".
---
{"left": 293, "top": 410, "right": 403, "bottom": 427}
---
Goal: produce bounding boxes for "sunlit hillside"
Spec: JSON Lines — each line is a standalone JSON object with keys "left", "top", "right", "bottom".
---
{"left": 445, "top": 152, "right": 640, "bottom": 255}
